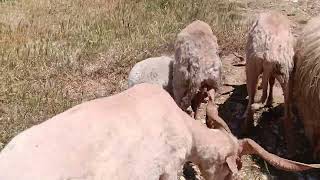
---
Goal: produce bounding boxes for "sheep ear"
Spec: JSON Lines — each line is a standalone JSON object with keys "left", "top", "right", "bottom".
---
{"left": 226, "top": 155, "right": 239, "bottom": 174}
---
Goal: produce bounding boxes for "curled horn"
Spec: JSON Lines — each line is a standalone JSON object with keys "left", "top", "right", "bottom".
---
{"left": 206, "top": 89, "right": 231, "bottom": 133}
{"left": 239, "top": 138, "right": 320, "bottom": 171}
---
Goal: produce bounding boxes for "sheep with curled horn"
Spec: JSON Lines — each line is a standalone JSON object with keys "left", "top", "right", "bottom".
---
{"left": 292, "top": 15, "right": 320, "bottom": 160}
{"left": 0, "top": 83, "right": 319, "bottom": 180}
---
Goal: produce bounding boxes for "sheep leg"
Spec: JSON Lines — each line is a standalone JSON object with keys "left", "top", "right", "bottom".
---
{"left": 257, "top": 74, "right": 263, "bottom": 89}
{"left": 181, "top": 92, "right": 196, "bottom": 119}
{"left": 172, "top": 83, "right": 195, "bottom": 118}
{"left": 173, "top": 83, "right": 186, "bottom": 108}
{"left": 260, "top": 65, "right": 272, "bottom": 104}
{"left": 266, "top": 76, "right": 275, "bottom": 107}
{"left": 278, "top": 76, "right": 294, "bottom": 155}
{"left": 193, "top": 101, "right": 202, "bottom": 120}
{"left": 172, "top": 68, "right": 189, "bottom": 110}
{"left": 284, "top": 88, "right": 293, "bottom": 153}
{"left": 243, "top": 62, "right": 261, "bottom": 132}
{"left": 193, "top": 91, "right": 207, "bottom": 124}
{"left": 174, "top": 90, "right": 195, "bottom": 118}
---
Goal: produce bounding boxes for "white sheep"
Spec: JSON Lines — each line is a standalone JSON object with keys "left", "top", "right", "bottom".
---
{"left": 128, "top": 56, "right": 174, "bottom": 95}
{"left": 244, "top": 11, "right": 295, "bottom": 146}
{"left": 0, "top": 83, "right": 319, "bottom": 180}
{"left": 292, "top": 15, "right": 320, "bottom": 159}
{"left": 173, "top": 20, "right": 222, "bottom": 122}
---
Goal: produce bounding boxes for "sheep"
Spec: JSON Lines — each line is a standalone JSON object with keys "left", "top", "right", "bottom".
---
{"left": 244, "top": 11, "right": 295, "bottom": 144}
{"left": 173, "top": 20, "right": 222, "bottom": 124}
{"left": 0, "top": 83, "right": 319, "bottom": 180}
{"left": 128, "top": 56, "right": 174, "bottom": 96}
{"left": 292, "top": 15, "right": 320, "bottom": 159}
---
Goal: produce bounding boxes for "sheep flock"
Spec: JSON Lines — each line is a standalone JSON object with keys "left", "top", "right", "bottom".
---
{"left": 1, "top": 10, "right": 320, "bottom": 180}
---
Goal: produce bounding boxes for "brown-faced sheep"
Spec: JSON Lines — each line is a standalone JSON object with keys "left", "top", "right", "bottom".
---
{"left": 0, "top": 83, "right": 319, "bottom": 180}
{"left": 173, "top": 20, "right": 222, "bottom": 124}
{"left": 293, "top": 15, "right": 320, "bottom": 159}
{"left": 244, "top": 11, "right": 295, "bottom": 142}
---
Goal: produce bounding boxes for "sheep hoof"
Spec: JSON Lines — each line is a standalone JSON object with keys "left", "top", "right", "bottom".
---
{"left": 251, "top": 103, "right": 262, "bottom": 111}
{"left": 186, "top": 107, "right": 195, "bottom": 119}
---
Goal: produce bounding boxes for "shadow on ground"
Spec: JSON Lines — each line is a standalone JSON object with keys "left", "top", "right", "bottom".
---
{"left": 217, "top": 83, "right": 320, "bottom": 179}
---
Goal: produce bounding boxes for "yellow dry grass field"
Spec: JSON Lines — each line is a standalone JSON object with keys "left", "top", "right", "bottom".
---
{"left": 0, "top": 0, "right": 247, "bottom": 149}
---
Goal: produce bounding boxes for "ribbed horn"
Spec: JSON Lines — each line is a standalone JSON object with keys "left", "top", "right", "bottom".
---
{"left": 239, "top": 138, "right": 320, "bottom": 171}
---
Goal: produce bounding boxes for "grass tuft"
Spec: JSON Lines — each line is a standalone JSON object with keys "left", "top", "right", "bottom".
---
{"left": 0, "top": 0, "right": 248, "bottom": 148}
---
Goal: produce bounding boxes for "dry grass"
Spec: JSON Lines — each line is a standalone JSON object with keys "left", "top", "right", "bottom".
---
{"left": 0, "top": 0, "right": 247, "bottom": 149}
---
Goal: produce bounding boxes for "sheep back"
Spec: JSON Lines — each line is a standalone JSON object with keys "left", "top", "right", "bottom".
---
{"left": 293, "top": 16, "right": 320, "bottom": 150}
{"left": 246, "top": 11, "right": 295, "bottom": 78}
{"left": 173, "top": 20, "right": 222, "bottom": 108}
{"left": 128, "top": 56, "right": 173, "bottom": 95}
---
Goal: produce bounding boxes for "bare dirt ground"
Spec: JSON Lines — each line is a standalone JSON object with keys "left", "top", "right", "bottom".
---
{"left": 1, "top": 0, "right": 319, "bottom": 179}
{"left": 211, "top": 1, "right": 320, "bottom": 179}
{"left": 217, "top": 53, "right": 319, "bottom": 180}
{"left": 179, "top": 1, "right": 320, "bottom": 179}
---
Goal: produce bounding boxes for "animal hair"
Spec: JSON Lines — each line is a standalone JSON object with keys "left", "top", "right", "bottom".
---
{"left": 293, "top": 16, "right": 320, "bottom": 156}
{"left": 244, "top": 11, "right": 295, "bottom": 133}
{"left": 173, "top": 20, "right": 222, "bottom": 113}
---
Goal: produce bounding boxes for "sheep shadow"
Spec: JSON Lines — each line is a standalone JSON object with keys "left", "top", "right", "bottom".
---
{"left": 217, "top": 84, "right": 247, "bottom": 137}
{"left": 217, "top": 84, "right": 320, "bottom": 179}
{"left": 252, "top": 106, "right": 320, "bottom": 180}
